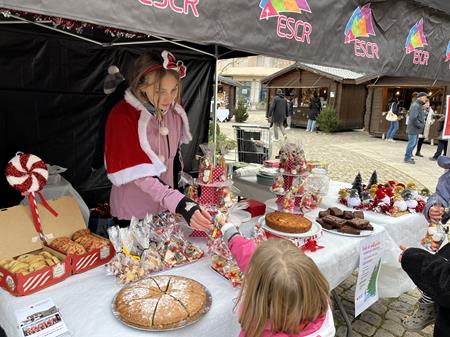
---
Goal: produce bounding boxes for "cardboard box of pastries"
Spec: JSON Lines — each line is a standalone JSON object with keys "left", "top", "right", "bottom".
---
{"left": 0, "top": 201, "right": 70, "bottom": 296}
{"left": 41, "top": 197, "right": 115, "bottom": 274}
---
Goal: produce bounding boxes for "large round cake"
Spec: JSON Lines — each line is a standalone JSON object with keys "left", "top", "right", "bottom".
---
{"left": 265, "top": 211, "right": 312, "bottom": 234}
{"left": 114, "top": 275, "right": 207, "bottom": 329}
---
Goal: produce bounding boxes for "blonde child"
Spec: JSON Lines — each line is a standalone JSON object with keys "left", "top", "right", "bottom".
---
{"left": 221, "top": 223, "right": 335, "bottom": 337}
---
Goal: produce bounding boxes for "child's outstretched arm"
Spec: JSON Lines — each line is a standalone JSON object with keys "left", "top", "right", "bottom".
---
{"left": 401, "top": 245, "right": 450, "bottom": 308}
{"left": 424, "top": 157, "right": 450, "bottom": 222}
{"left": 222, "top": 223, "right": 257, "bottom": 272}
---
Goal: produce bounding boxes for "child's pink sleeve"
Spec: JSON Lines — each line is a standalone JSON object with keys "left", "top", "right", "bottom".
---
{"left": 228, "top": 235, "right": 257, "bottom": 272}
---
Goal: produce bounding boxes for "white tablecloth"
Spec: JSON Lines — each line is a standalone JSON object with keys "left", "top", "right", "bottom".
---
{"left": 0, "top": 217, "right": 413, "bottom": 337}
{"left": 321, "top": 181, "right": 429, "bottom": 248}
{"left": 234, "top": 176, "right": 429, "bottom": 247}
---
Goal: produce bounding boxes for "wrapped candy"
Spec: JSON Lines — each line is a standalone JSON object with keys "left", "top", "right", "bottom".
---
{"left": 421, "top": 225, "right": 446, "bottom": 253}
{"left": 208, "top": 212, "right": 266, "bottom": 287}
{"left": 106, "top": 212, "right": 204, "bottom": 284}
{"left": 271, "top": 173, "right": 285, "bottom": 194}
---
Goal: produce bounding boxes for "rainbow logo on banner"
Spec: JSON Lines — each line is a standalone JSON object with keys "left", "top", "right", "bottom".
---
{"left": 446, "top": 41, "right": 450, "bottom": 62}
{"left": 344, "top": 3, "right": 376, "bottom": 43}
{"left": 405, "top": 18, "right": 427, "bottom": 54}
{"left": 259, "top": 0, "right": 311, "bottom": 20}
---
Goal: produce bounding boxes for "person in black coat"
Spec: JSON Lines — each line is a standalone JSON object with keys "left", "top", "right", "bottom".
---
{"left": 400, "top": 244, "right": 450, "bottom": 337}
{"left": 286, "top": 94, "right": 294, "bottom": 129}
{"left": 307, "top": 92, "right": 321, "bottom": 132}
{"left": 268, "top": 89, "right": 288, "bottom": 141}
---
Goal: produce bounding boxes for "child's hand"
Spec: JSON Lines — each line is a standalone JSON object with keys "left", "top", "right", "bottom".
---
{"left": 429, "top": 206, "right": 444, "bottom": 223}
{"left": 399, "top": 245, "right": 408, "bottom": 263}
{"left": 221, "top": 222, "right": 240, "bottom": 243}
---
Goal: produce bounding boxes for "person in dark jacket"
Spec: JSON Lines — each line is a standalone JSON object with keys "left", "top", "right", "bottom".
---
{"left": 384, "top": 96, "right": 400, "bottom": 141}
{"left": 401, "top": 156, "right": 450, "bottom": 332}
{"left": 269, "top": 89, "right": 288, "bottom": 141}
{"left": 404, "top": 92, "right": 427, "bottom": 164}
{"left": 400, "top": 243, "right": 450, "bottom": 337}
{"left": 307, "top": 92, "right": 321, "bottom": 132}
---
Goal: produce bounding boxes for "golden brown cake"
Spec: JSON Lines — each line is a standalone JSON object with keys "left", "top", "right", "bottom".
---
{"left": 114, "top": 275, "right": 207, "bottom": 329}
{"left": 265, "top": 211, "right": 312, "bottom": 234}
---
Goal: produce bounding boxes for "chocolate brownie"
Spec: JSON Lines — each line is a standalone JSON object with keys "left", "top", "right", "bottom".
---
{"left": 318, "top": 210, "right": 330, "bottom": 218}
{"left": 347, "top": 218, "right": 370, "bottom": 229}
{"left": 353, "top": 211, "right": 364, "bottom": 219}
{"left": 317, "top": 219, "right": 334, "bottom": 230}
{"left": 329, "top": 207, "right": 344, "bottom": 217}
{"left": 338, "top": 226, "right": 361, "bottom": 235}
{"left": 343, "top": 211, "right": 354, "bottom": 220}
{"left": 322, "top": 215, "right": 346, "bottom": 228}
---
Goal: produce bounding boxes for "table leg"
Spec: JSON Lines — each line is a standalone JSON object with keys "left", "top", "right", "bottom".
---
{"left": 332, "top": 289, "right": 352, "bottom": 337}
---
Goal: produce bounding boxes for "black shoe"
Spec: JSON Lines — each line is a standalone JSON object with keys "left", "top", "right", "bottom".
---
{"left": 430, "top": 157, "right": 438, "bottom": 161}
{"left": 415, "top": 153, "right": 424, "bottom": 157}
{"left": 404, "top": 159, "right": 416, "bottom": 164}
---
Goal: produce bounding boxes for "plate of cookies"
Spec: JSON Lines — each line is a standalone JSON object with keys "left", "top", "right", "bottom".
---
{"left": 316, "top": 207, "right": 378, "bottom": 237}
{"left": 112, "top": 275, "right": 212, "bottom": 331}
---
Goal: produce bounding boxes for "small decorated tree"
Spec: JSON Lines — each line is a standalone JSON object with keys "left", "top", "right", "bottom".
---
{"left": 352, "top": 172, "right": 363, "bottom": 196}
{"left": 368, "top": 170, "right": 378, "bottom": 187}
{"left": 234, "top": 98, "right": 249, "bottom": 123}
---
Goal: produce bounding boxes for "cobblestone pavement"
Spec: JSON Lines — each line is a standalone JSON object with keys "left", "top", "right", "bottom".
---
{"left": 219, "top": 110, "right": 443, "bottom": 336}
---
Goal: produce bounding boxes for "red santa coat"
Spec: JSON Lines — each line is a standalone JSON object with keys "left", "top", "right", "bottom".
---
{"left": 105, "top": 89, "right": 192, "bottom": 187}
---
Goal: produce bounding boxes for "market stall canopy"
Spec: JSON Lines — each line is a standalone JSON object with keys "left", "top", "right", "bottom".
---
{"left": 1, "top": 0, "right": 450, "bottom": 81}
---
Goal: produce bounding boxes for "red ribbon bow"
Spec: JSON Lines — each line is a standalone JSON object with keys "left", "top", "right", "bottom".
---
{"left": 300, "top": 239, "right": 324, "bottom": 253}
{"left": 143, "top": 50, "right": 187, "bottom": 78}
{"left": 162, "top": 50, "right": 187, "bottom": 78}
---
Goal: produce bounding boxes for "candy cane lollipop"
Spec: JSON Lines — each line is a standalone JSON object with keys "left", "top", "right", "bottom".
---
{"left": 5, "top": 153, "right": 48, "bottom": 193}
{"left": 5, "top": 153, "right": 57, "bottom": 242}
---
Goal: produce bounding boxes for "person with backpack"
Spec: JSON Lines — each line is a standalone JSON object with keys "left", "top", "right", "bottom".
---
{"left": 269, "top": 89, "right": 288, "bottom": 141}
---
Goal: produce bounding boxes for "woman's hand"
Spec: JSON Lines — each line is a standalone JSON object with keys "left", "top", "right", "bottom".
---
{"left": 429, "top": 206, "right": 444, "bottom": 223}
{"left": 189, "top": 208, "right": 212, "bottom": 232}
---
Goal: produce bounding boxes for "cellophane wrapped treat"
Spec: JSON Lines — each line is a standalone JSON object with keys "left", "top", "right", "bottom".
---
{"left": 207, "top": 212, "right": 266, "bottom": 287}
{"left": 106, "top": 212, "right": 203, "bottom": 284}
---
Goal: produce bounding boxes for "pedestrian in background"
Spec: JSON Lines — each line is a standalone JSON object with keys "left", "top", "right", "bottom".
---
{"left": 404, "top": 92, "right": 427, "bottom": 164}
{"left": 416, "top": 98, "right": 438, "bottom": 157}
{"left": 384, "top": 96, "right": 401, "bottom": 142}
{"left": 307, "top": 92, "right": 321, "bottom": 132}
{"left": 286, "top": 94, "right": 294, "bottom": 130}
{"left": 268, "top": 89, "right": 288, "bottom": 141}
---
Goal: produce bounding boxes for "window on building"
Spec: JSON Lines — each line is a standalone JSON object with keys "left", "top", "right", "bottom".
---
{"left": 296, "top": 88, "right": 329, "bottom": 108}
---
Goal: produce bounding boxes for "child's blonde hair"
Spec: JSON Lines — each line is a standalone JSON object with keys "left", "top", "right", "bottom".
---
{"left": 237, "top": 238, "right": 330, "bottom": 337}
{"left": 129, "top": 53, "right": 182, "bottom": 120}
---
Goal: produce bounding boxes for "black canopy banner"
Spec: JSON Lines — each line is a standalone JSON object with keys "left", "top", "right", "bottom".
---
{"left": 0, "top": 0, "right": 450, "bottom": 81}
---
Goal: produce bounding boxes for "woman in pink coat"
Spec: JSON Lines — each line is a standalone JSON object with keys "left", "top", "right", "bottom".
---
{"left": 105, "top": 51, "right": 211, "bottom": 231}
{"left": 221, "top": 223, "right": 336, "bottom": 337}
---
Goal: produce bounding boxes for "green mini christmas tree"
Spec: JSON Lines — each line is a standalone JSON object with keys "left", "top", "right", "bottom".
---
{"left": 368, "top": 170, "right": 378, "bottom": 188}
{"left": 234, "top": 98, "right": 249, "bottom": 123}
{"left": 352, "top": 172, "right": 363, "bottom": 196}
{"left": 367, "top": 259, "right": 381, "bottom": 297}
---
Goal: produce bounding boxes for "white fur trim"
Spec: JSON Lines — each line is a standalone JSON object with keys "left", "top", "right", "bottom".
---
{"left": 107, "top": 164, "right": 165, "bottom": 186}
{"left": 125, "top": 89, "right": 191, "bottom": 145}
{"left": 137, "top": 106, "right": 167, "bottom": 176}
{"left": 124, "top": 89, "right": 149, "bottom": 116}
{"left": 173, "top": 103, "right": 192, "bottom": 144}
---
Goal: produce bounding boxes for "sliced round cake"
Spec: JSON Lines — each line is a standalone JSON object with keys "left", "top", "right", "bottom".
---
{"left": 265, "top": 211, "right": 312, "bottom": 234}
{"left": 114, "top": 275, "right": 208, "bottom": 329}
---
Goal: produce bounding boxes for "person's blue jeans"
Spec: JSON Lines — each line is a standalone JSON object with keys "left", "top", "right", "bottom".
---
{"left": 386, "top": 121, "right": 399, "bottom": 140}
{"left": 307, "top": 119, "right": 316, "bottom": 132}
{"left": 404, "top": 134, "right": 419, "bottom": 161}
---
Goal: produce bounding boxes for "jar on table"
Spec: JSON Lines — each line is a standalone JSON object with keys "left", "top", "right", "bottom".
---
{"left": 306, "top": 168, "right": 330, "bottom": 196}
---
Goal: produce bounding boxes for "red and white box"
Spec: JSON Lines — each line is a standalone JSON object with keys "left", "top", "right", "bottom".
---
{"left": 0, "top": 201, "right": 71, "bottom": 296}
{"left": 43, "top": 197, "right": 115, "bottom": 274}
{"left": 263, "top": 159, "right": 280, "bottom": 168}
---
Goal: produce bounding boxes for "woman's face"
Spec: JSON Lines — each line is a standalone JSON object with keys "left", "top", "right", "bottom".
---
{"left": 143, "top": 73, "right": 179, "bottom": 112}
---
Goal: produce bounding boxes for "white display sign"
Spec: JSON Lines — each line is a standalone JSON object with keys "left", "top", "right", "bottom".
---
{"left": 354, "top": 232, "right": 384, "bottom": 317}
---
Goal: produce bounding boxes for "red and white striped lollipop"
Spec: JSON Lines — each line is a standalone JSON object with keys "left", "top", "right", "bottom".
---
{"left": 5, "top": 153, "right": 48, "bottom": 193}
